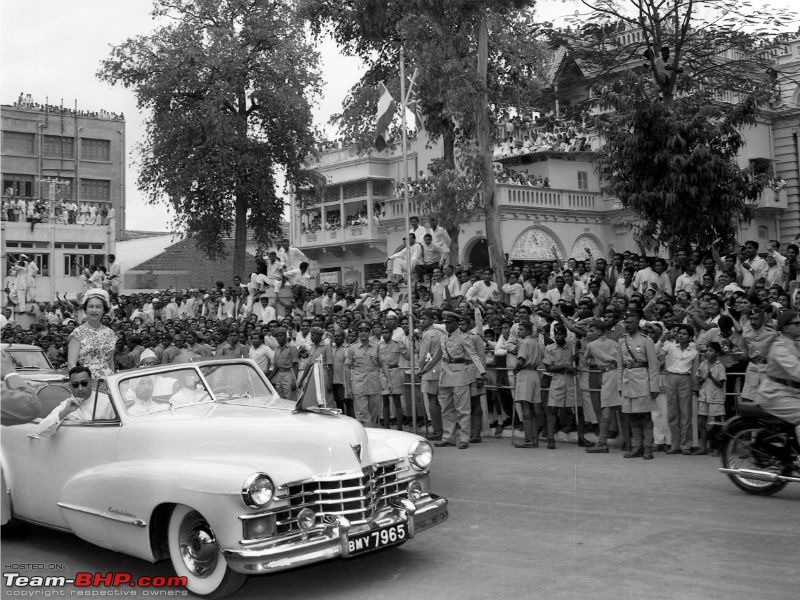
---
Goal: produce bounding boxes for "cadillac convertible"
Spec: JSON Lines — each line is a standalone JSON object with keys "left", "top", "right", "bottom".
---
{"left": 1, "top": 359, "right": 448, "bottom": 597}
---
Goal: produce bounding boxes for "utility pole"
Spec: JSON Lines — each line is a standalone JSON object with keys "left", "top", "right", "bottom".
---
{"left": 39, "top": 177, "right": 69, "bottom": 302}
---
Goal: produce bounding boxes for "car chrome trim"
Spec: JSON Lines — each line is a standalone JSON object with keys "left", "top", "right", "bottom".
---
{"left": 57, "top": 502, "right": 146, "bottom": 527}
{"left": 223, "top": 495, "right": 448, "bottom": 574}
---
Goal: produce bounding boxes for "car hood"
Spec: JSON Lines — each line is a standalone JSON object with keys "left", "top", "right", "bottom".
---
{"left": 115, "top": 403, "right": 415, "bottom": 484}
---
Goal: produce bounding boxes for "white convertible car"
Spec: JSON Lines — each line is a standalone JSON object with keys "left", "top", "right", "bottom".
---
{"left": 1, "top": 359, "right": 448, "bottom": 597}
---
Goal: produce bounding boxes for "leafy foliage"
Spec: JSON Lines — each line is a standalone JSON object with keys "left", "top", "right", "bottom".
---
{"left": 544, "top": 0, "right": 798, "bottom": 250}
{"left": 303, "top": 0, "right": 546, "bottom": 268}
{"left": 99, "top": 0, "right": 321, "bottom": 275}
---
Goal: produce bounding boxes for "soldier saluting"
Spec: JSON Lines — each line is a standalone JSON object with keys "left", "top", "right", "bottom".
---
{"left": 419, "top": 311, "right": 486, "bottom": 449}
{"left": 616, "top": 310, "right": 660, "bottom": 460}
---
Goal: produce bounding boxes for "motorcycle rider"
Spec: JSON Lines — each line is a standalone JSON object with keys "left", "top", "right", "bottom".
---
{"left": 757, "top": 310, "right": 800, "bottom": 445}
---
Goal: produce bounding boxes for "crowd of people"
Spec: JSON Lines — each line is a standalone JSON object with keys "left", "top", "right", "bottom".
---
{"left": 13, "top": 93, "right": 124, "bottom": 121}
{"left": 1, "top": 195, "right": 114, "bottom": 229}
{"left": 492, "top": 113, "right": 600, "bottom": 161}
{"left": 3, "top": 229, "right": 799, "bottom": 456}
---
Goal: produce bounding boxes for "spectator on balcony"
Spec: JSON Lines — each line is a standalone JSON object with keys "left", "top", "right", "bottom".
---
{"left": 66, "top": 200, "right": 77, "bottom": 224}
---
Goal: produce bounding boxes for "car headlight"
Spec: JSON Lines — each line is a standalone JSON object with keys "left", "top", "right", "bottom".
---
{"left": 409, "top": 440, "right": 433, "bottom": 470}
{"left": 241, "top": 473, "right": 274, "bottom": 508}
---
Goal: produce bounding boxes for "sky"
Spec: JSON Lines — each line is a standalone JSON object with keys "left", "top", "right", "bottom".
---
{"left": 2, "top": 0, "right": 793, "bottom": 232}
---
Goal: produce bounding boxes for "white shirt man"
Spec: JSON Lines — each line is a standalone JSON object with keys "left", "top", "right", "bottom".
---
{"left": 409, "top": 217, "right": 428, "bottom": 244}
{"left": 429, "top": 218, "right": 451, "bottom": 254}
{"left": 389, "top": 235, "right": 422, "bottom": 277}
{"left": 277, "top": 239, "right": 308, "bottom": 270}
{"left": 37, "top": 369, "right": 114, "bottom": 437}
{"left": 466, "top": 271, "right": 501, "bottom": 304}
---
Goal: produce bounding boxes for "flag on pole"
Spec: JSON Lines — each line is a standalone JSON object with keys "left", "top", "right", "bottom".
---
{"left": 407, "top": 81, "right": 423, "bottom": 130}
{"left": 296, "top": 356, "right": 327, "bottom": 410}
{"left": 374, "top": 82, "right": 397, "bottom": 152}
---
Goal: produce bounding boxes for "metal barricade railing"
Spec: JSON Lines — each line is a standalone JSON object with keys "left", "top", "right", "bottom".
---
{"left": 403, "top": 363, "right": 753, "bottom": 446}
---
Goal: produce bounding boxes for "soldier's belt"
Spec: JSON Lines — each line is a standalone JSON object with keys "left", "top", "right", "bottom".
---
{"left": 749, "top": 356, "right": 767, "bottom": 364}
{"left": 386, "top": 363, "right": 400, "bottom": 368}
{"left": 444, "top": 358, "right": 467, "bottom": 364}
{"left": 622, "top": 360, "right": 649, "bottom": 369}
{"left": 600, "top": 361, "right": 618, "bottom": 372}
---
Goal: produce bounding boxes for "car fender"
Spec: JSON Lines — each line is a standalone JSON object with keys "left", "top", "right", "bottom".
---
{"left": 58, "top": 457, "right": 318, "bottom": 561}
{"left": 366, "top": 428, "right": 428, "bottom": 464}
{"left": 1, "top": 456, "right": 11, "bottom": 526}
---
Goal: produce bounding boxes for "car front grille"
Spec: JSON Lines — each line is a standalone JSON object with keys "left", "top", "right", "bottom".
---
{"left": 274, "top": 462, "right": 407, "bottom": 535}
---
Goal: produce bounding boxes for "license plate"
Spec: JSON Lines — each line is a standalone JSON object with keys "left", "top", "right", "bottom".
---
{"left": 347, "top": 523, "right": 408, "bottom": 556}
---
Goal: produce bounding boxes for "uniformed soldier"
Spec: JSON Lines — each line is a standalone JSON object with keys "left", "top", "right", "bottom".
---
{"left": 421, "top": 311, "right": 486, "bottom": 449}
{"left": 268, "top": 328, "right": 299, "bottom": 400}
{"left": 543, "top": 323, "right": 578, "bottom": 449}
{"left": 617, "top": 311, "right": 660, "bottom": 460}
{"left": 512, "top": 320, "right": 543, "bottom": 448}
{"left": 378, "top": 325, "right": 408, "bottom": 429}
{"left": 345, "top": 321, "right": 391, "bottom": 427}
{"left": 417, "top": 310, "right": 445, "bottom": 440}
{"left": 460, "top": 312, "right": 486, "bottom": 443}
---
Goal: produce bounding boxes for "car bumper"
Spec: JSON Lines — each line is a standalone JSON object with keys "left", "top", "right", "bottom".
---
{"left": 222, "top": 493, "right": 448, "bottom": 574}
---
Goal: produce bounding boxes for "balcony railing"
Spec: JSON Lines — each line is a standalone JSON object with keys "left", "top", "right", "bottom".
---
{"left": 750, "top": 187, "right": 788, "bottom": 211}
{"left": 297, "top": 223, "right": 380, "bottom": 247}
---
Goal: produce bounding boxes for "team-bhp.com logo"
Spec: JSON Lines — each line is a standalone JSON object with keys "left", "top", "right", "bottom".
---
{"left": 4, "top": 571, "right": 187, "bottom": 595}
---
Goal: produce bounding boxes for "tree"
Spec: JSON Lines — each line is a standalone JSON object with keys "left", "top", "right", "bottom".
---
{"left": 99, "top": 0, "right": 321, "bottom": 277}
{"left": 303, "top": 0, "right": 545, "bottom": 274}
{"left": 544, "top": 0, "right": 798, "bottom": 250}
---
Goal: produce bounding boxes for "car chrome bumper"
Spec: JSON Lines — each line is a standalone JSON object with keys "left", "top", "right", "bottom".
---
{"left": 222, "top": 493, "right": 448, "bottom": 574}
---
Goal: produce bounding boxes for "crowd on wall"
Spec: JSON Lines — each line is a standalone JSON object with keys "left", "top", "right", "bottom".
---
{"left": 12, "top": 93, "right": 124, "bottom": 121}
{"left": 492, "top": 111, "right": 600, "bottom": 161}
{"left": 1, "top": 195, "right": 113, "bottom": 229}
{"left": 3, "top": 227, "right": 799, "bottom": 453}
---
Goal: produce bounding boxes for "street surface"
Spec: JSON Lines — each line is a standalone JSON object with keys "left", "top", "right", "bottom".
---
{"left": 2, "top": 437, "right": 798, "bottom": 600}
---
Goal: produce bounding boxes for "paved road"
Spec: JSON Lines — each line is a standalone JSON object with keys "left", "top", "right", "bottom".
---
{"left": 3, "top": 438, "right": 798, "bottom": 600}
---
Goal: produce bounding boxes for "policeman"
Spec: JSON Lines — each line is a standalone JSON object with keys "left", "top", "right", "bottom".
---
{"left": 268, "top": 327, "right": 299, "bottom": 401}
{"left": 417, "top": 309, "right": 445, "bottom": 440}
{"left": 421, "top": 311, "right": 486, "bottom": 449}
{"left": 758, "top": 310, "right": 800, "bottom": 442}
{"left": 617, "top": 311, "right": 660, "bottom": 460}
{"left": 345, "top": 321, "right": 391, "bottom": 427}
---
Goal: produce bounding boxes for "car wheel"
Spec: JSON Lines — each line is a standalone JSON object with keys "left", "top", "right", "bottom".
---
{"left": 167, "top": 504, "right": 246, "bottom": 598}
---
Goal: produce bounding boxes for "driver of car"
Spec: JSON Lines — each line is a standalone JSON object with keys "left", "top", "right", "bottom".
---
{"left": 36, "top": 366, "right": 114, "bottom": 436}
{"left": 169, "top": 371, "right": 211, "bottom": 408}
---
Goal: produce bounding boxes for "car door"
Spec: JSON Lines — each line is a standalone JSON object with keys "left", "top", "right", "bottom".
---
{"left": 19, "top": 388, "right": 121, "bottom": 529}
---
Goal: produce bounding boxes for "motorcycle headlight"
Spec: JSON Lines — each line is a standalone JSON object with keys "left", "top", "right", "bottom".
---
{"left": 241, "top": 473, "right": 274, "bottom": 508}
{"left": 409, "top": 440, "right": 433, "bottom": 470}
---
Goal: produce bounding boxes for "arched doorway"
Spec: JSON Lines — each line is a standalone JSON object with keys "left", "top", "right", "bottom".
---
{"left": 465, "top": 238, "right": 490, "bottom": 270}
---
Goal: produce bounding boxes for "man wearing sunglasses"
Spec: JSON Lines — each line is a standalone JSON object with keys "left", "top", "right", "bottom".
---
{"left": 36, "top": 366, "right": 113, "bottom": 437}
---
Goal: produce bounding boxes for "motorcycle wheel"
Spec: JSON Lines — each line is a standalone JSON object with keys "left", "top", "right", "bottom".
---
{"left": 720, "top": 421, "right": 788, "bottom": 496}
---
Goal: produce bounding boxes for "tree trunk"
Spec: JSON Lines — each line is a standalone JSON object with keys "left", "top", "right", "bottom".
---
{"left": 447, "top": 224, "right": 460, "bottom": 266}
{"left": 443, "top": 122, "right": 456, "bottom": 169}
{"left": 233, "top": 192, "right": 248, "bottom": 280}
{"left": 476, "top": 5, "right": 505, "bottom": 285}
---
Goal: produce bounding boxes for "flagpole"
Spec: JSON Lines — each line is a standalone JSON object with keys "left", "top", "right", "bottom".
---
{"left": 399, "top": 47, "right": 418, "bottom": 435}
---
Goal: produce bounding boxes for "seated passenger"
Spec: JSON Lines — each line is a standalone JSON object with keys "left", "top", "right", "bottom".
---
{"left": 37, "top": 366, "right": 114, "bottom": 436}
{"left": 127, "top": 376, "right": 166, "bottom": 416}
{"left": 169, "top": 372, "right": 212, "bottom": 407}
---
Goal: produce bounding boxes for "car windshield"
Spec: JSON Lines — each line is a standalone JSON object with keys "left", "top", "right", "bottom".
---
{"left": 4, "top": 350, "right": 52, "bottom": 370}
{"left": 117, "top": 363, "right": 292, "bottom": 417}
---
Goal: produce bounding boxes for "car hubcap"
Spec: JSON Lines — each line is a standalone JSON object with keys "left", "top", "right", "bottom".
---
{"left": 178, "top": 511, "right": 219, "bottom": 577}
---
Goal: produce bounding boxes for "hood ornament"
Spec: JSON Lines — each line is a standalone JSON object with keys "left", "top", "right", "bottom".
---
{"left": 351, "top": 444, "right": 362, "bottom": 462}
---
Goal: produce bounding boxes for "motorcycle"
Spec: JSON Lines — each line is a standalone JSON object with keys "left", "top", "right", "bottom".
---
{"left": 718, "top": 401, "right": 800, "bottom": 496}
